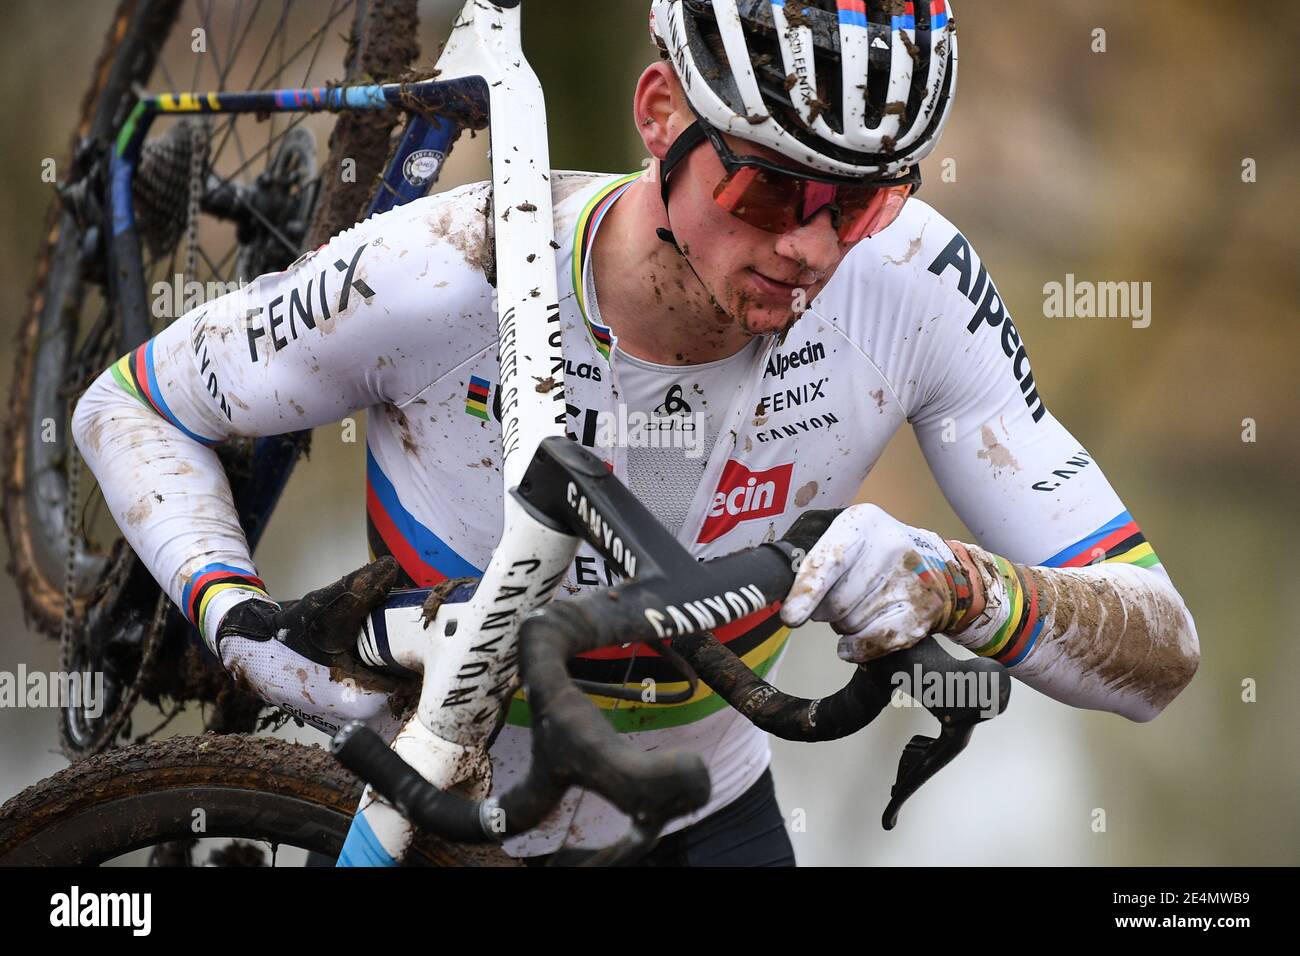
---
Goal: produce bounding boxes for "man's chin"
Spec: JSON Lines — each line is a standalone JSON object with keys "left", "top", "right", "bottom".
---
{"left": 739, "top": 306, "right": 802, "bottom": 337}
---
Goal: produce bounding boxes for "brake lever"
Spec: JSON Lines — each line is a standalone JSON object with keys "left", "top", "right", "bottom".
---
{"left": 881, "top": 722, "right": 974, "bottom": 830}
{"left": 776, "top": 509, "right": 1016, "bottom": 827}
{"left": 856, "top": 637, "right": 1011, "bottom": 829}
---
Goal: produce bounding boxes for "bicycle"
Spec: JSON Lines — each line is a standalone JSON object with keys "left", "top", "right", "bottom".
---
{"left": 1, "top": 0, "right": 1009, "bottom": 867}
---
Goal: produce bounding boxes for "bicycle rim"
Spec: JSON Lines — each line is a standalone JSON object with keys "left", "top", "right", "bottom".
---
{"left": 0, "top": 735, "right": 513, "bottom": 866}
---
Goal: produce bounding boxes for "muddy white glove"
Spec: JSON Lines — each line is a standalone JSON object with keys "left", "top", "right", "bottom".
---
{"left": 779, "top": 504, "right": 978, "bottom": 663}
{"left": 215, "top": 557, "right": 413, "bottom": 737}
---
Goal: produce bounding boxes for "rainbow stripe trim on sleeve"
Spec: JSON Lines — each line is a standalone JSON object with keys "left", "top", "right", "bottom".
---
{"left": 572, "top": 172, "right": 640, "bottom": 361}
{"left": 180, "top": 562, "right": 268, "bottom": 630}
{"left": 110, "top": 340, "right": 221, "bottom": 446}
{"left": 970, "top": 555, "right": 1042, "bottom": 667}
{"left": 1042, "top": 511, "right": 1161, "bottom": 570}
{"left": 365, "top": 447, "right": 482, "bottom": 586}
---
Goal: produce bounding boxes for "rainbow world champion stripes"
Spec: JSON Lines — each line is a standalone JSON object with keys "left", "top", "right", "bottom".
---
{"left": 1043, "top": 511, "right": 1160, "bottom": 570}
{"left": 181, "top": 562, "right": 268, "bottom": 631}
{"left": 970, "top": 511, "right": 1161, "bottom": 667}
{"left": 572, "top": 173, "right": 640, "bottom": 360}
{"left": 465, "top": 375, "right": 491, "bottom": 420}
{"left": 110, "top": 341, "right": 220, "bottom": 446}
{"left": 910, "top": 550, "right": 967, "bottom": 629}
{"left": 970, "top": 555, "right": 1042, "bottom": 667}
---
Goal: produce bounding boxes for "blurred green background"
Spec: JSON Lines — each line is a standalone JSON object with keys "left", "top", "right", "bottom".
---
{"left": 1, "top": 0, "right": 1296, "bottom": 865}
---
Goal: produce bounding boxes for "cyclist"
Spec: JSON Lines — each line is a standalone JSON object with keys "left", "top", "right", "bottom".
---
{"left": 71, "top": 0, "right": 1198, "bottom": 866}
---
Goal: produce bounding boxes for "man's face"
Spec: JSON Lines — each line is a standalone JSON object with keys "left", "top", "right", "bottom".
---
{"left": 666, "top": 129, "right": 851, "bottom": 338}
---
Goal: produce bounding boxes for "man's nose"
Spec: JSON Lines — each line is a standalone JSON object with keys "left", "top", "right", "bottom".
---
{"left": 773, "top": 208, "right": 841, "bottom": 276}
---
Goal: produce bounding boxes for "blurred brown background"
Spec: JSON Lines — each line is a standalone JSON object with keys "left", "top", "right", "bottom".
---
{"left": 1, "top": 0, "right": 1296, "bottom": 865}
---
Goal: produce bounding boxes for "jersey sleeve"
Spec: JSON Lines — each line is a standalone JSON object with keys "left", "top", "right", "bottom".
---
{"left": 822, "top": 199, "right": 1164, "bottom": 574}
{"left": 71, "top": 181, "right": 498, "bottom": 647}
{"left": 822, "top": 203, "right": 1199, "bottom": 717}
{"left": 122, "top": 180, "right": 497, "bottom": 440}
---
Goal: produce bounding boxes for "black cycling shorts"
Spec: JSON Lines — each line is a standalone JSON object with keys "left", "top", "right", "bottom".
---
{"left": 524, "top": 766, "right": 796, "bottom": 868}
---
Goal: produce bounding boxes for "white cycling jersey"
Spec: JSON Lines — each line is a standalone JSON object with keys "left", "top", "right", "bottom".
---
{"left": 72, "top": 169, "right": 1175, "bottom": 855}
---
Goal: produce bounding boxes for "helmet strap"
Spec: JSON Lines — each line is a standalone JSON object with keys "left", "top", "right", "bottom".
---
{"left": 653, "top": 121, "right": 730, "bottom": 320}
{"left": 655, "top": 121, "right": 708, "bottom": 250}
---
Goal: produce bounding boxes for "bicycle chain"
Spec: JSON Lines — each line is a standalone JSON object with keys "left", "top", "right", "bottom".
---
{"left": 57, "top": 441, "right": 82, "bottom": 674}
{"left": 184, "top": 119, "right": 207, "bottom": 283}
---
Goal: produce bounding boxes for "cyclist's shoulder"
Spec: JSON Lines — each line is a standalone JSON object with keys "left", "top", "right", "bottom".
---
{"left": 807, "top": 198, "right": 1023, "bottom": 412}
{"left": 822, "top": 198, "right": 975, "bottom": 307}
{"left": 817, "top": 198, "right": 1010, "bottom": 340}
{"left": 367, "top": 178, "right": 497, "bottom": 274}
{"left": 398, "top": 169, "right": 631, "bottom": 225}
{"left": 363, "top": 170, "right": 633, "bottom": 270}
{"left": 549, "top": 169, "right": 626, "bottom": 204}
{"left": 260, "top": 178, "right": 496, "bottom": 290}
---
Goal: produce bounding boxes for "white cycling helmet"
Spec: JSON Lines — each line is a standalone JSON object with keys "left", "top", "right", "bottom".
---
{"left": 649, "top": 0, "right": 958, "bottom": 179}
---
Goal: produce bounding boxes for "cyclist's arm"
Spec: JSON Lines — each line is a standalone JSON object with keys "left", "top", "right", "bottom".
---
{"left": 71, "top": 184, "right": 496, "bottom": 653}
{"left": 826, "top": 205, "right": 1198, "bottom": 721}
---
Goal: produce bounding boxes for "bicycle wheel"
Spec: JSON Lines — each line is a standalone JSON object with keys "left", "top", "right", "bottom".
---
{"left": 0, "top": 734, "right": 515, "bottom": 867}
{"left": 4, "top": 0, "right": 419, "bottom": 638}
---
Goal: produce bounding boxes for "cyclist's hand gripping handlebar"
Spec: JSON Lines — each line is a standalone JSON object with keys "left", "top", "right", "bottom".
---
{"left": 673, "top": 509, "right": 1011, "bottom": 829}
{"left": 333, "top": 438, "right": 1011, "bottom": 862}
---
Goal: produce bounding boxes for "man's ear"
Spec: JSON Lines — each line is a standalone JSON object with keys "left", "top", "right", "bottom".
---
{"left": 633, "top": 62, "right": 689, "bottom": 161}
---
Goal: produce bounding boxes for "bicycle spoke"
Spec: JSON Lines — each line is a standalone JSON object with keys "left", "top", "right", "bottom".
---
{"left": 188, "top": 0, "right": 206, "bottom": 92}
{"left": 206, "top": 0, "right": 349, "bottom": 164}
{"left": 227, "top": 0, "right": 246, "bottom": 82}
{"left": 202, "top": 0, "right": 226, "bottom": 87}
{"left": 293, "top": 1, "right": 340, "bottom": 90}
{"left": 204, "top": 111, "right": 310, "bottom": 204}
{"left": 208, "top": 0, "right": 243, "bottom": 190}
{"left": 210, "top": 241, "right": 240, "bottom": 280}
{"left": 252, "top": 0, "right": 353, "bottom": 92}
{"left": 222, "top": 0, "right": 266, "bottom": 90}
{"left": 194, "top": 243, "right": 228, "bottom": 285}
{"left": 267, "top": 1, "right": 288, "bottom": 158}
{"left": 205, "top": 2, "right": 285, "bottom": 161}
{"left": 155, "top": 49, "right": 178, "bottom": 94}
{"left": 223, "top": 109, "right": 249, "bottom": 174}
{"left": 234, "top": 0, "right": 300, "bottom": 96}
